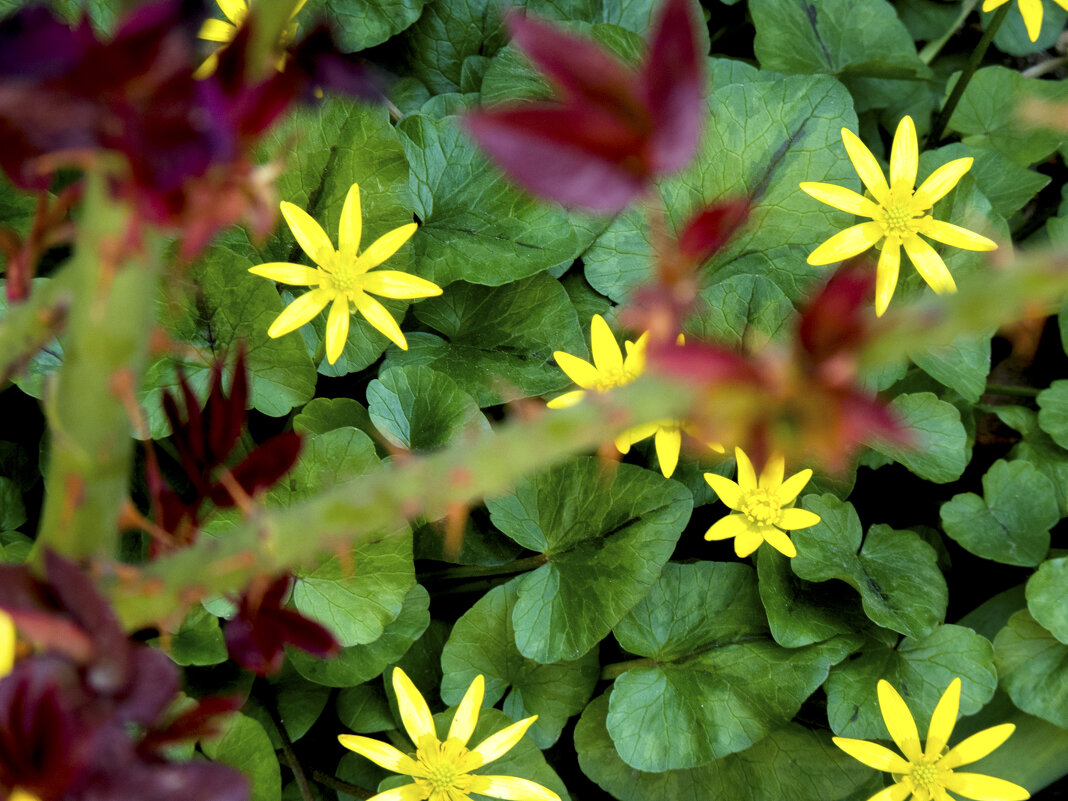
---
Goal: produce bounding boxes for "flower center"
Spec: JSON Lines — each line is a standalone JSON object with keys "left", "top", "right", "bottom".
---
{"left": 877, "top": 187, "right": 923, "bottom": 236}
{"left": 741, "top": 489, "right": 781, "bottom": 526}
{"left": 414, "top": 738, "right": 477, "bottom": 796}
{"left": 591, "top": 368, "right": 634, "bottom": 393}
{"left": 318, "top": 255, "right": 365, "bottom": 298}
{"left": 910, "top": 760, "right": 941, "bottom": 789}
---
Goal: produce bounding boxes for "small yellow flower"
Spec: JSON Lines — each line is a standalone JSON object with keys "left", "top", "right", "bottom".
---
{"left": 250, "top": 183, "right": 441, "bottom": 365}
{"left": 338, "top": 667, "right": 560, "bottom": 801}
{"left": 983, "top": 0, "right": 1068, "bottom": 42}
{"left": 834, "top": 678, "right": 1030, "bottom": 801}
{"left": 1, "top": 609, "right": 14, "bottom": 678}
{"left": 703, "top": 447, "right": 820, "bottom": 557}
{"left": 196, "top": 0, "right": 307, "bottom": 78}
{"left": 801, "top": 116, "right": 997, "bottom": 316}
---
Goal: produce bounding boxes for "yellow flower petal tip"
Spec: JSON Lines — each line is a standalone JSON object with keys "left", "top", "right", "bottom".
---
{"left": 702, "top": 447, "right": 818, "bottom": 558}
{"left": 339, "top": 669, "right": 557, "bottom": 801}
{"left": 1, "top": 609, "right": 15, "bottom": 678}
{"left": 196, "top": 0, "right": 304, "bottom": 77}
{"left": 836, "top": 677, "right": 1030, "bottom": 801}
{"left": 249, "top": 183, "right": 436, "bottom": 363}
{"left": 802, "top": 115, "right": 996, "bottom": 315}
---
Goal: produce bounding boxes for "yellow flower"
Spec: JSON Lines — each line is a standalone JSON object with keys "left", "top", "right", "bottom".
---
{"left": 834, "top": 678, "right": 1030, "bottom": 801}
{"left": 250, "top": 183, "right": 441, "bottom": 365}
{"left": 800, "top": 116, "right": 997, "bottom": 316}
{"left": 196, "top": 0, "right": 307, "bottom": 78}
{"left": 703, "top": 446, "right": 820, "bottom": 557}
{"left": 983, "top": 0, "right": 1068, "bottom": 42}
{"left": 1, "top": 609, "right": 14, "bottom": 678}
{"left": 338, "top": 667, "right": 560, "bottom": 801}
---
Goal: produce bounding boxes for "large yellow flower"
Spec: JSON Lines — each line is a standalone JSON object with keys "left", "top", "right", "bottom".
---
{"left": 196, "top": 0, "right": 307, "bottom": 78}
{"left": 800, "top": 116, "right": 997, "bottom": 316}
{"left": 834, "top": 678, "right": 1030, "bottom": 801}
{"left": 250, "top": 183, "right": 441, "bottom": 365}
{"left": 983, "top": 0, "right": 1068, "bottom": 42}
{"left": 703, "top": 447, "right": 820, "bottom": 557}
{"left": 1, "top": 608, "right": 14, "bottom": 678}
{"left": 338, "top": 667, "right": 559, "bottom": 801}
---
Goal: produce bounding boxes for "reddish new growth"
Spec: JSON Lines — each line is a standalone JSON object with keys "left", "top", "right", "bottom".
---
{"left": 465, "top": 0, "right": 703, "bottom": 212}
{"left": 652, "top": 263, "right": 908, "bottom": 471}
{"left": 144, "top": 348, "right": 301, "bottom": 551}
{"left": 0, "top": 552, "right": 246, "bottom": 801}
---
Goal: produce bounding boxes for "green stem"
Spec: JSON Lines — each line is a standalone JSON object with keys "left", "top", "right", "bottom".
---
{"left": 419, "top": 554, "right": 548, "bottom": 582}
{"left": 277, "top": 755, "right": 373, "bottom": 800}
{"left": 257, "top": 682, "right": 315, "bottom": 801}
{"left": 985, "top": 383, "right": 1041, "bottom": 398}
{"left": 34, "top": 169, "right": 162, "bottom": 560}
{"left": 927, "top": 3, "right": 1011, "bottom": 147}
{"left": 601, "top": 657, "right": 656, "bottom": 681}
{"left": 918, "top": 0, "right": 980, "bottom": 65}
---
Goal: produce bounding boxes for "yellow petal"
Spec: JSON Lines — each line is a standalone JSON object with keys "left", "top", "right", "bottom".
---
{"left": 654, "top": 426, "right": 682, "bottom": 477}
{"left": 941, "top": 724, "right": 1016, "bottom": 770}
{"left": 0, "top": 610, "right": 14, "bottom": 677}
{"left": 841, "top": 128, "right": 891, "bottom": 205}
{"left": 281, "top": 201, "right": 336, "bottom": 268}
{"left": 759, "top": 453, "right": 785, "bottom": 490}
{"left": 354, "top": 293, "right": 408, "bottom": 350}
{"left": 761, "top": 527, "right": 797, "bottom": 558}
{"left": 362, "top": 270, "right": 443, "bottom": 299}
{"left": 618, "top": 421, "right": 660, "bottom": 455}
{"left": 981, "top": 0, "right": 1009, "bottom": 8}
{"left": 867, "top": 784, "right": 914, "bottom": 801}
{"left": 365, "top": 784, "right": 427, "bottom": 801}
{"left": 194, "top": 51, "right": 220, "bottom": 79}
{"left": 903, "top": 235, "right": 956, "bottom": 294}
{"left": 473, "top": 776, "right": 560, "bottom": 801}
{"left": 925, "top": 677, "right": 961, "bottom": 760}
{"left": 337, "top": 734, "right": 422, "bottom": 775}
{"left": 734, "top": 526, "right": 765, "bottom": 557}
{"left": 807, "top": 221, "right": 885, "bottom": 265}
{"left": 325, "top": 295, "right": 350, "bottom": 365}
{"left": 589, "top": 314, "right": 624, "bottom": 375}
{"left": 832, "top": 736, "right": 912, "bottom": 774}
{"left": 799, "top": 182, "right": 881, "bottom": 217}
{"left": 289, "top": 0, "right": 309, "bottom": 19}
{"left": 913, "top": 158, "right": 974, "bottom": 209}
{"left": 777, "top": 469, "right": 813, "bottom": 505}
{"left": 392, "top": 667, "right": 437, "bottom": 745}
{"left": 1018, "top": 0, "right": 1044, "bottom": 42}
{"left": 552, "top": 351, "right": 599, "bottom": 389}
{"left": 359, "top": 223, "right": 418, "bottom": 270}
{"left": 199, "top": 17, "right": 237, "bottom": 42}
{"left": 248, "top": 262, "right": 321, "bottom": 286}
{"left": 471, "top": 716, "right": 537, "bottom": 767}
{"left": 448, "top": 674, "right": 484, "bottom": 746}
{"left": 777, "top": 507, "right": 821, "bottom": 530}
{"left": 704, "top": 473, "right": 742, "bottom": 509}
{"left": 734, "top": 446, "right": 758, "bottom": 492}
{"left": 943, "top": 773, "right": 1031, "bottom": 801}
{"left": 875, "top": 241, "right": 901, "bottom": 317}
{"left": 878, "top": 680, "right": 924, "bottom": 763}
{"left": 889, "top": 116, "right": 919, "bottom": 192}
{"left": 546, "top": 390, "right": 586, "bottom": 409}
{"left": 623, "top": 332, "right": 649, "bottom": 377}
{"left": 704, "top": 513, "right": 748, "bottom": 541}
{"left": 267, "top": 288, "right": 332, "bottom": 338}
{"left": 217, "top": 0, "right": 248, "bottom": 25}
{"left": 339, "top": 182, "right": 362, "bottom": 260}
{"left": 920, "top": 219, "right": 997, "bottom": 252}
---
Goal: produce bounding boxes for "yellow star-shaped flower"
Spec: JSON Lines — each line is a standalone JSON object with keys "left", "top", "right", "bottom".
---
{"left": 250, "top": 183, "right": 441, "bottom": 365}
{"left": 338, "top": 667, "right": 560, "bottom": 801}
{"left": 196, "top": 0, "right": 307, "bottom": 78}
{"left": 703, "top": 447, "right": 820, "bottom": 558}
{"left": 801, "top": 116, "right": 997, "bottom": 316}
{"left": 834, "top": 678, "right": 1030, "bottom": 801}
{"left": 983, "top": 0, "right": 1068, "bottom": 42}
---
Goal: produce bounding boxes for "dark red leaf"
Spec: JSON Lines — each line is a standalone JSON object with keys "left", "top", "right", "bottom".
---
{"left": 678, "top": 198, "right": 750, "bottom": 262}
{"left": 211, "top": 432, "right": 302, "bottom": 508}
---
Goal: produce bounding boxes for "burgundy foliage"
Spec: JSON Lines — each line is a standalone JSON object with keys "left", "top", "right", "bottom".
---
{"left": 224, "top": 574, "right": 339, "bottom": 676}
{"left": 0, "top": 553, "right": 248, "bottom": 801}
{"left": 464, "top": 0, "right": 703, "bottom": 212}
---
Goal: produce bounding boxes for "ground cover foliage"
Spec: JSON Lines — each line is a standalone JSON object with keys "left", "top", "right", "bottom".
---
{"left": 0, "top": 0, "right": 1067, "bottom": 800}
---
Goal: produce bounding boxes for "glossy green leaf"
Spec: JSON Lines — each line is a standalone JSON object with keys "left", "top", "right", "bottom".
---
{"left": 825, "top": 624, "right": 998, "bottom": 739}
{"left": 1037, "top": 380, "right": 1068, "bottom": 449}
{"left": 270, "top": 428, "right": 379, "bottom": 504}
{"left": 940, "top": 460, "right": 1057, "bottom": 567}
{"left": 606, "top": 561, "right": 857, "bottom": 770}
{"left": 367, "top": 364, "right": 489, "bottom": 450}
{"left": 0, "top": 531, "right": 31, "bottom": 565}
{"left": 337, "top": 684, "right": 396, "bottom": 734}
{"left": 383, "top": 273, "right": 586, "bottom": 406}
{"left": 791, "top": 494, "right": 948, "bottom": 639}
{"left": 486, "top": 458, "right": 692, "bottom": 662}
{"left": 305, "top": 0, "right": 427, "bottom": 51}
{"left": 996, "top": 405, "right": 1068, "bottom": 517}
{"left": 994, "top": 610, "right": 1068, "bottom": 728}
{"left": 687, "top": 274, "right": 795, "bottom": 347}
{"left": 168, "top": 605, "right": 226, "bottom": 667}
{"left": 910, "top": 333, "right": 991, "bottom": 405}
{"left": 0, "top": 477, "right": 25, "bottom": 530}
{"left": 1026, "top": 557, "right": 1068, "bottom": 644}
{"left": 867, "top": 392, "right": 968, "bottom": 483}
{"left": 202, "top": 714, "right": 282, "bottom": 801}
{"left": 576, "top": 693, "right": 870, "bottom": 801}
